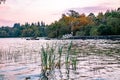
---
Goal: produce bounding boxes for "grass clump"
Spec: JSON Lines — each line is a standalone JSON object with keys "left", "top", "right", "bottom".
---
{"left": 41, "top": 44, "right": 56, "bottom": 71}
{"left": 40, "top": 42, "right": 78, "bottom": 80}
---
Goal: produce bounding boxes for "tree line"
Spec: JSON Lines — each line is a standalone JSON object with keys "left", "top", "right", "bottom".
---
{"left": 0, "top": 22, "right": 46, "bottom": 37}
{"left": 0, "top": 8, "right": 120, "bottom": 38}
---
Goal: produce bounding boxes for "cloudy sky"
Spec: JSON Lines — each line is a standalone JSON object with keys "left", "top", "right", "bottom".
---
{"left": 0, "top": 0, "right": 120, "bottom": 26}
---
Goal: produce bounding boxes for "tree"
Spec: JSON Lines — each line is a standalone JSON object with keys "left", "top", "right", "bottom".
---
{"left": 104, "top": 9, "right": 120, "bottom": 35}
{"left": 117, "top": 7, "right": 120, "bottom": 12}
{"left": 97, "top": 24, "right": 111, "bottom": 35}
{"left": 96, "top": 12, "right": 106, "bottom": 25}
{"left": 67, "top": 10, "right": 79, "bottom": 18}
{"left": 88, "top": 13, "right": 95, "bottom": 19}
{"left": 90, "top": 26, "right": 99, "bottom": 36}
{"left": 88, "top": 13, "right": 96, "bottom": 25}
{"left": 107, "top": 17, "right": 120, "bottom": 35}
{"left": 13, "top": 23, "right": 20, "bottom": 28}
{"left": 0, "top": 0, "right": 5, "bottom": 4}
{"left": 0, "top": 8, "right": 120, "bottom": 38}
{"left": 71, "top": 13, "right": 93, "bottom": 36}
{"left": 0, "top": 30, "right": 8, "bottom": 37}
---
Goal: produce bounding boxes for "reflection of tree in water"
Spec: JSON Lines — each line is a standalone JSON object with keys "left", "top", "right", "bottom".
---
{"left": 66, "top": 66, "right": 70, "bottom": 80}
{"left": 0, "top": 74, "right": 5, "bottom": 80}
{"left": 40, "top": 70, "right": 48, "bottom": 80}
{"left": 39, "top": 67, "right": 59, "bottom": 80}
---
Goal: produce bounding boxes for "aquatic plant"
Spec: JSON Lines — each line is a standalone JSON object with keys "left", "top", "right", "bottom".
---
{"left": 57, "top": 45, "right": 63, "bottom": 69}
{"left": 40, "top": 44, "right": 58, "bottom": 80}
{"left": 71, "top": 50, "right": 77, "bottom": 70}
{"left": 40, "top": 42, "right": 79, "bottom": 80}
{"left": 65, "top": 41, "right": 72, "bottom": 68}
{"left": 66, "top": 42, "right": 72, "bottom": 62}
{"left": 41, "top": 45, "right": 48, "bottom": 70}
{"left": 65, "top": 42, "right": 74, "bottom": 80}
{"left": 48, "top": 45, "right": 56, "bottom": 70}
{"left": 0, "top": 50, "right": 2, "bottom": 61}
{"left": 41, "top": 44, "right": 56, "bottom": 71}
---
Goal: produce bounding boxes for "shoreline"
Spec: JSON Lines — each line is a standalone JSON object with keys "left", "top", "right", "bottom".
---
{"left": 64, "top": 35, "right": 120, "bottom": 40}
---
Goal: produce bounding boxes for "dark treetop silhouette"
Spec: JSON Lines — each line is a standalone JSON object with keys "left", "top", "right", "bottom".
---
{"left": 0, "top": 0, "right": 6, "bottom": 4}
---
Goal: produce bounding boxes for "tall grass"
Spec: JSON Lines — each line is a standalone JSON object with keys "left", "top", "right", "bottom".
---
{"left": 57, "top": 45, "right": 63, "bottom": 69}
{"left": 65, "top": 42, "right": 72, "bottom": 68}
{"left": 0, "top": 49, "right": 2, "bottom": 61}
{"left": 41, "top": 44, "right": 56, "bottom": 71}
{"left": 48, "top": 45, "right": 56, "bottom": 70}
{"left": 71, "top": 50, "right": 77, "bottom": 70}
{"left": 41, "top": 46, "right": 48, "bottom": 70}
{"left": 41, "top": 41, "right": 78, "bottom": 70}
{"left": 40, "top": 42, "right": 78, "bottom": 80}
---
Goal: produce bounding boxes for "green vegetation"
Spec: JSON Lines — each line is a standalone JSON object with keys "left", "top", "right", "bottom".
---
{"left": 65, "top": 42, "right": 72, "bottom": 68}
{"left": 41, "top": 44, "right": 56, "bottom": 71}
{"left": 47, "top": 8, "right": 120, "bottom": 38}
{"left": 0, "top": 22, "right": 46, "bottom": 37}
{"left": 40, "top": 42, "right": 78, "bottom": 73}
{"left": 58, "top": 45, "right": 63, "bottom": 69}
{"left": 0, "top": 8, "right": 120, "bottom": 38}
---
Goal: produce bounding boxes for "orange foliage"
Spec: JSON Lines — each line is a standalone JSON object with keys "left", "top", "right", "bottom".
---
{"left": 71, "top": 14, "right": 93, "bottom": 31}
{"left": 60, "top": 13, "right": 94, "bottom": 32}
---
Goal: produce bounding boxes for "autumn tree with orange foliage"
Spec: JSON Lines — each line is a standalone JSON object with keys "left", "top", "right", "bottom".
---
{"left": 62, "top": 11, "right": 93, "bottom": 35}
{"left": 47, "top": 10, "right": 94, "bottom": 37}
{"left": 71, "top": 13, "right": 94, "bottom": 35}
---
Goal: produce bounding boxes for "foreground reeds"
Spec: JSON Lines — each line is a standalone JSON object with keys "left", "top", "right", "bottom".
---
{"left": 40, "top": 42, "right": 78, "bottom": 79}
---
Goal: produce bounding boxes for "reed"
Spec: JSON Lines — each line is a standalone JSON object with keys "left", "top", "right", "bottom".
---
{"left": 65, "top": 42, "right": 73, "bottom": 80}
{"left": 71, "top": 56, "right": 77, "bottom": 70}
{"left": 41, "top": 44, "right": 56, "bottom": 71}
{"left": 41, "top": 46, "right": 47, "bottom": 70}
{"left": 58, "top": 45, "right": 63, "bottom": 69}
{"left": 0, "top": 50, "right": 2, "bottom": 61}
{"left": 40, "top": 42, "right": 78, "bottom": 80}
{"left": 65, "top": 41, "right": 72, "bottom": 68}
{"left": 48, "top": 45, "right": 56, "bottom": 70}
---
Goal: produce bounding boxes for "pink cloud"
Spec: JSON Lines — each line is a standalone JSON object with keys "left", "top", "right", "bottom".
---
{"left": 0, "top": 19, "right": 15, "bottom": 26}
{"left": 0, "top": 5, "right": 11, "bottom": 10}
{"left": 66, "top": 6, "right": 114, "bottom": 15}
{"left": 0, "top": 0, "right": 119, "bottom": 26}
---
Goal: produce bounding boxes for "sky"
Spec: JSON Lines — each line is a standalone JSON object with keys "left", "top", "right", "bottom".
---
{"left": 0, "top": 0, "right": 120, "bottom": 27}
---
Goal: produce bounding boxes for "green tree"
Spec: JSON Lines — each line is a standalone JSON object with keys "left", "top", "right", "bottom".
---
{"left": 97, "top": 24, "right": 111, "bottom": 35}
{"left": 0, "top": 30, "right": 8, "bottom": 37}
{"left": 90, "top": 26, "right": 99, "bottom": 36}
{"left": 107, "top": 17, "right": 120, "bottom": 35}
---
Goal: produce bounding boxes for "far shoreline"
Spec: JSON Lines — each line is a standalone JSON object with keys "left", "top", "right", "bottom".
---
{"left": 0, "top": 35, "right": 120, "bottom": 40}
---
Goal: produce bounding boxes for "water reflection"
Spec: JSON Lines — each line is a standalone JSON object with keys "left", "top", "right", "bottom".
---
{"left": 0, "top": 74, "right": 5, "bottom": 80}
{"left": 0, "top": 38, "right": 120, "bottom": 80}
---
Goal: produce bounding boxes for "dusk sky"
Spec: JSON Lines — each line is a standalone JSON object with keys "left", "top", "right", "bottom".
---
{"left": 0, "top": 0, "right": 120, "bottom": 27}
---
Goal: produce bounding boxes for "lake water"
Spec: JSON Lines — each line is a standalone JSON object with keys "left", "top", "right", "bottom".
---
{"left": 0, "top": 38, "right": 120, "bottom": 80}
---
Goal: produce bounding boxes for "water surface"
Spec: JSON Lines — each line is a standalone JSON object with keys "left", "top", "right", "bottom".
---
{"left": 0, "top": 38, "right": 120, "bottom": 80}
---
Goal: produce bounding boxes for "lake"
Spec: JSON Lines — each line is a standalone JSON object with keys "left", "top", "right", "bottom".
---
{"left": 0, "top": 38, "right": 120, "bottom": 80}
